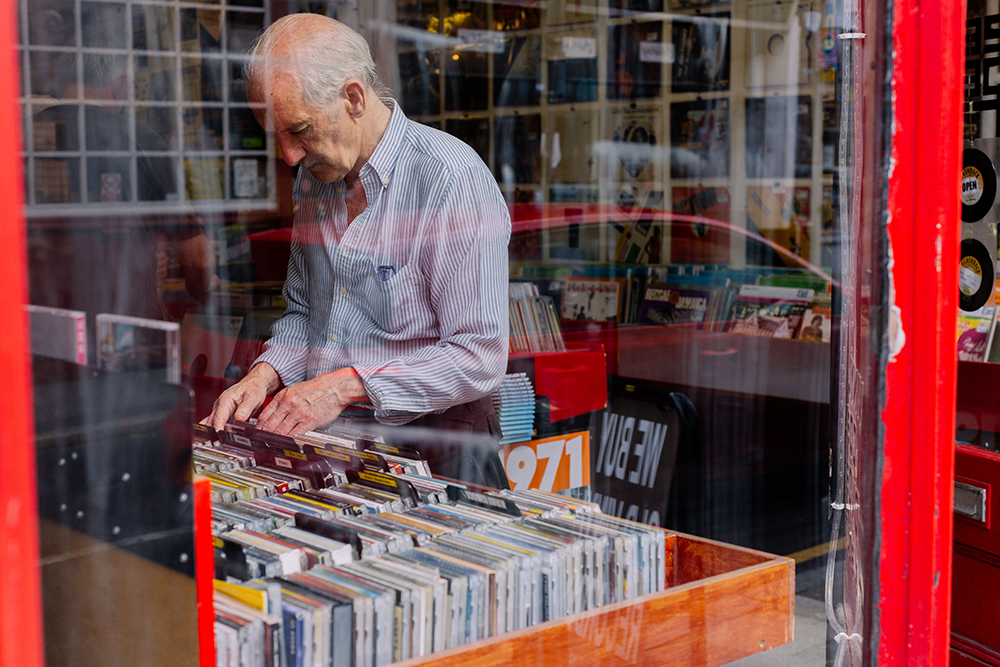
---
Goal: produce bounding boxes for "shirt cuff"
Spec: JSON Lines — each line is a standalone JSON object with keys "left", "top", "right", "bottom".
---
{"left": 254, "top": 344, "right": 308, "bottom": 387}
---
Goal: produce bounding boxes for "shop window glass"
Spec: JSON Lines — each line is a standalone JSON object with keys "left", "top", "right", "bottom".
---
{"left": 17, "top": 0, "right": 889, "bottom": 665}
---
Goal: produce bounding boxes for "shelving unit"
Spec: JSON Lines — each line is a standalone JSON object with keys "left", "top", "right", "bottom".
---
{"left": 18, "top": 0, "right": 275, "bottom": 217}
{"left": 396, "top": 0, "right": 839, "bottom": 272}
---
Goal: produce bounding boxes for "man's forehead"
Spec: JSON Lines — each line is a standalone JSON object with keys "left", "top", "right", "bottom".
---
{"left": 250, "top": 70, "right": 308, "bottom": 131}
{"left": 254, "top": 104, "right": 311, "bottom": 135}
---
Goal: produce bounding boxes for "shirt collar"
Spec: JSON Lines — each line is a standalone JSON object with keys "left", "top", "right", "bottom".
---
{"left": 361, "top": 99, "right": 406, "bottom": 191}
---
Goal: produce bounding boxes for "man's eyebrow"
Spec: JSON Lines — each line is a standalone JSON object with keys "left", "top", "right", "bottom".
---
{"left": 280, "top": 120, "right": 310, "bottom": 134}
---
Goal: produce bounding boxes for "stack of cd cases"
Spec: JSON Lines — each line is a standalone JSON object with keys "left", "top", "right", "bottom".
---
{"left": 491, "top": 372, "right": 536, "bottom": 445}
{"left": 194, "top": 421, "right": 667, "bottom": 667}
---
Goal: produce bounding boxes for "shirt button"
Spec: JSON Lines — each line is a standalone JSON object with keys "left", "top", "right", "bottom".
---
{"left": 339, "top": 286, "right": 347, "bottom": 295}
{"left": 382, "top": 178, "right": 389, "bottom": 186}
{"left": 330, "top": 334, "right": 339, "bottom": 343}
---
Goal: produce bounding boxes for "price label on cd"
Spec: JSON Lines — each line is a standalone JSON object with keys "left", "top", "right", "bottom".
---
{"left": 500, "top": 431, "right": 590, "bottom": 492}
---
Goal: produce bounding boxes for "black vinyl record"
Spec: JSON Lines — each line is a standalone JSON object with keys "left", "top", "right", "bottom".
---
{"left": 962, "top": 148, "right": 997, "bottom": 222}
{"left": 960, "top": 238, "right": 995, "bottom": 311}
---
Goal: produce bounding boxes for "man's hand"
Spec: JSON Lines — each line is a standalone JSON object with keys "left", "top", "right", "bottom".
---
{"left": 256, "top": 367, "right": 369, "bottom": 436}
{"left": 202, "top": 362, "right": 282, "bottom": 430}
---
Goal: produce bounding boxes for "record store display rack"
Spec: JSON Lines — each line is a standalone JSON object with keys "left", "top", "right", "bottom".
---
{"left": 196, "top": 420, "right": 794, "bottom": 667}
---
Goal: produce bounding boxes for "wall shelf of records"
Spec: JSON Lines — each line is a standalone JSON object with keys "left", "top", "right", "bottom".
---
{"left": 18, "top": 0, "right": 276, "bottom": 217}
{"left": 196, "top": 420, "right": 795, "bottom": 666}
{"left": 397, "top": 0, "right": 841, "bottom": 272}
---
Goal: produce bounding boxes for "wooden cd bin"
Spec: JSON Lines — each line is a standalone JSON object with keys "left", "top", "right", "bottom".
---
{"left": 395, "top": 530, "right": 795, "bottom": 667}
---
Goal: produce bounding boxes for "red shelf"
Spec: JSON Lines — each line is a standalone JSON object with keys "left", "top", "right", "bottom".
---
{"left": 508, "top": 346, "right": 607, "bottom": 422}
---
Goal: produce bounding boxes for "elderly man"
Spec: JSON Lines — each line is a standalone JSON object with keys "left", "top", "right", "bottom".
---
{"left": 204, "top": 14, "right": 511, "bottom": 486}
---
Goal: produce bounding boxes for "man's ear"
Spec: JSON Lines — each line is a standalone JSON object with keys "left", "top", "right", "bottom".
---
{"left": 343, "top": 80, "right": 366, "bottom": 118}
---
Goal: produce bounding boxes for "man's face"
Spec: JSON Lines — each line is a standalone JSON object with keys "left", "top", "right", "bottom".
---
{"left": 254, "top": 71, "right": 362, "bottom": 183}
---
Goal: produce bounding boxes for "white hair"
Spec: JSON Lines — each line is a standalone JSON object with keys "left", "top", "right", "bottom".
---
{"left": 244, "top": 14, "right": 390, "bottom": 117}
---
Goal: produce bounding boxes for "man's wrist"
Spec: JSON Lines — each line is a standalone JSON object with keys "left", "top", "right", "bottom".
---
{"left": 332, "top": 367, "right": 369, "bottom": 405}
{"left": 248, "top": 362, "right": 283, "bottom": 394}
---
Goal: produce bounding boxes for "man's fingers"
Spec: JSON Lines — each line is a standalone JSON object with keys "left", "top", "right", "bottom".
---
{"left": 256, "top": 395, "right": 289, "bottom": 432}
{"left": 233, "top": 397, "right": 256, "bottom": 422}
{"left": 266, "top": 409, "right": 300, "bottom": 436}
{"left": 257, "top": 396, "right": 280, "bottom": 427}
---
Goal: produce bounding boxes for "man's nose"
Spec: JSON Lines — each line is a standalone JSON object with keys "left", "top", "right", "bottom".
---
{"left": 277, "top": 136, "right": 305, "bottom": 167}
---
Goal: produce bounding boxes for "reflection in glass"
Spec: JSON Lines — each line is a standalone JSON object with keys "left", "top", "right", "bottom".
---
{"left": 446, "top": 116, "right": 490, "bottom": 165}
{"left": 398, "top": 49, "right": 441, "bottom": 116}
{"left": 181, "top": 8, "right": 222, "bottom": 53}
{"left": 607, "top": 22, "right": 662, "bottom": 100}
{"left": 182, "top": 58, "right": 223, "bottom": 102}
{"left": 13, "top": 1, "right": 877, "bottom": 664}
{"left": 81, "top": 2, "right": 127, "bottom": 49}
{"left": 132, "top": 4, "right": 175, "bottom": 52}
{"left": 33, "top": 157, "right": 79, "bottom": 203}
{"left": 28, "top": 0, "right": 74, "bottom": 46}
{"left": 494, "top": 36, "right": 541, "bottom": 107}
{"left": 183, "top": 106, "right": 223, "bottom": 152}
{"left": 134, "top": 56, "right": 177, "bottom": 102}
{"left": 495, "top": 113, "right": 541, "bottom": 186}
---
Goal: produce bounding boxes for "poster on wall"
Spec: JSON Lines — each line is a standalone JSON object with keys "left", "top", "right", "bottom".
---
{"left": 495, "top": 113, "right": 542, "bottom": 185}
{"left": 608, "top": 105, "right": 659, "bottom": 184}
{"left": 670, "top": 98, "right": 730, "bottom": 179}
{"left": 607, "top": 22, "right": 664, "bottom": 100}
{"left": 549, "top": 109, "right": 598, "bottom": 184}
{"left": 547, "top": 31, "right": 599, "bottom": 104}
{"left": 745, "top": 95, "right": 813, "bottom": 179}
{"left": 671, "top": 12, "right": 731, "bottom": 93}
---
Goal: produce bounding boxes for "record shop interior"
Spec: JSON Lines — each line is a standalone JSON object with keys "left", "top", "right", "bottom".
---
{"left": 18, "top": 0, "right": 857, "bottom": 665}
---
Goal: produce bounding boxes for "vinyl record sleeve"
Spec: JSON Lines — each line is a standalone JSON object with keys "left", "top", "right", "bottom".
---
{"left": 327, "top": 567, "right": 412, "bottom": 664}
{"left": 960, "top": 237, "right": 996, "bottom": 311}
{"left": 671, "top": 11, "right": 731, "bottom": 92}
{"left": 670, "top": 98, "right": 731, "bottom": 178}
{"left": 963, "top": 147, "right": 998, "bottom": 222}
{"left": 433, "top": 533, "right": 520, "bottom": 634}
{"left": 401, "top": 549, "right": 479, "bottom": 646}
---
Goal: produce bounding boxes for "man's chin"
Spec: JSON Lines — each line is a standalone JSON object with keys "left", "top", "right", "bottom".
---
{"left": 306, "top": 164, "right": 341, "bottom": 183}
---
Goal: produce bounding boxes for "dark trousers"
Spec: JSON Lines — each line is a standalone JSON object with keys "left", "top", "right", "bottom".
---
{"left": 334, "top": 396, "right": 511, "bottom": 490}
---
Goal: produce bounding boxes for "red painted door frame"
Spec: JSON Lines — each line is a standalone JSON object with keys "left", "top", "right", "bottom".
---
{"left": 880, "top": 0, "right": 964, "bottom": 663}
{"left": 0, "top": 0, "right": 966, "bottom": 665}
{"left": 0, "top": 1, "right": 45, "bottom": 667}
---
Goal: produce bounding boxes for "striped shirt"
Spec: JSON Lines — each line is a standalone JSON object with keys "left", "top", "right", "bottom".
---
{"left": 255, "top": 103, "right": 511, "bottom": 424}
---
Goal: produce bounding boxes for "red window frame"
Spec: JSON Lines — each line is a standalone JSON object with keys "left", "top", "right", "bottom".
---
{"left": 878, "top": 0, "right": 964, "bottom": 663}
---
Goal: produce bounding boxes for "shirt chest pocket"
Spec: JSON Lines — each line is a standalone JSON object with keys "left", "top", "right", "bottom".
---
{"left": 357, "top": 262, "right": 425, "bottom": 335}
